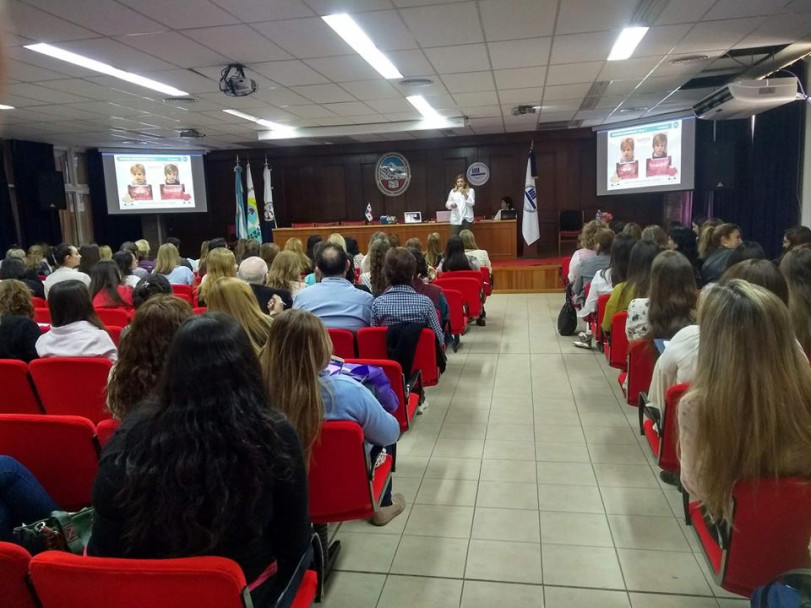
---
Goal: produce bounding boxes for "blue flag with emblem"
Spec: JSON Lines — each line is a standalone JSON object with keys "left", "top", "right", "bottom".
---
{"left": 522, "top": 146, "right": 540, "bottom": 246}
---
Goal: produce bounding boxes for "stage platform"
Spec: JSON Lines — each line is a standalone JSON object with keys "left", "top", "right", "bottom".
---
{"left": 492, "top": 258, "right": 563, "bottom": 293}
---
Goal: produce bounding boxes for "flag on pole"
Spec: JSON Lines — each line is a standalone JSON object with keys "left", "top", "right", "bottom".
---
{"left": 245, "top": 163, "right": 262, "bottom": 243}
{"left": 522, "top": 146, "right": 540, "bottom": 246}
{"left": 365, "top": 202, "right": 374, "bottom": 222}
{"left": 263, "top": 162, "right": 275, "bottom": 224}
{"left": 234, "top": 161, "right": 248, "bottom": 240}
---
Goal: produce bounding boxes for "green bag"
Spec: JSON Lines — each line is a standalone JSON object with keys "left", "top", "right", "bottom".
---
{"left": 13, "top": 507, "right": 94, "bottom": 556}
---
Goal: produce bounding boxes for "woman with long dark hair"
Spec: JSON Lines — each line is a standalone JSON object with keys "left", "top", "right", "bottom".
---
{"left": 90, "top": 259, "right": 132, "bottom": 310}
{"left": 437, "top": 235, "right": 479, "bottom": 273}
{"left": 601, "top": 239, "right": 659, "bottom": 334}
{"left": 89, "top": 313, "right": 310, "bottom": 607}
{"left": 43, "top": 242, "right": 91, "bottom": 298}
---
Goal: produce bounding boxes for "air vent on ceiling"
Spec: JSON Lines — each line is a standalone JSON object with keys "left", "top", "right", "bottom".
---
{"left": 399, "top": 78, "right": 434, "bottom": 88}
{"left": 163, "top": 96, "right": 197, "bottom": 103}
{"left": 179, "top": 128, "right": 205, "bottom": 138}
{"left": 512, "top": 105, "right": 538, "bottom": 116}
{"left": 669, "top": 55, "right": 710, "bottom": 65}
{"left": 618, "top": 106, "right": 649, "bottom": 113}
{"left": 537, "top": 120, "right": 582, "bottom": 131}
{"left": 629, "top": 0, "right": 670, "bottom": 25}
{"left": 579, "top": 81, "right": 609, "bottom": 111}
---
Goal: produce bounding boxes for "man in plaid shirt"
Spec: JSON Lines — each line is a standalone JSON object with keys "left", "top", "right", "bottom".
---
{"left": 371, "top": 247, "right": 444, "bottom": 344}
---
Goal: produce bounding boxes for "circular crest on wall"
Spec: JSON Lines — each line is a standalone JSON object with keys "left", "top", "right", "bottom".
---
{"left": 466, "top": 162, "right": 490, "bottom": 186}
{"left": 375, "top": 152, "right": 411, "bottom": 197}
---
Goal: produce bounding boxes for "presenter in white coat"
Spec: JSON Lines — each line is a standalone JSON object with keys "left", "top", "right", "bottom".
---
{"left": 445, "top": 174, "right": 475, "bottom": 237}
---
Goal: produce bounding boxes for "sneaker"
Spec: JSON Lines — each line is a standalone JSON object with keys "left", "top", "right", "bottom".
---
{"left": 476, "top": 317, "right": 486, "bottom": 326}
{"left": 659, "top": 471, "right": 679, "bottom": 486}
{"left": 371, "top": 493, "right": 405, "bottom": 526}
{"left": 417, "top": 399, "right": 429, "bottom": 415}
{"left": 577, "top": 331, "right": 592, "bottom": 343}
{"left": 572, "top": 340, "right": 593, "bottom": 350}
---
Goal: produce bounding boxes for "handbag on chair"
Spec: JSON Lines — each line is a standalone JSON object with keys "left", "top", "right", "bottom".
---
{"left": 14, "top": 507, "right": 94, "bottom": 555}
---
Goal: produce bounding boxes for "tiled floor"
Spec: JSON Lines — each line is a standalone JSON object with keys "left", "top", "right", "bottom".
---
{"left": 322, "top": 294, "right": 749, "bottom": 608}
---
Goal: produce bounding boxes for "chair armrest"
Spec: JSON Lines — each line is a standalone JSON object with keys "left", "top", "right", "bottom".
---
{"left": 271, "top": 533, "right": 318, "bottom": 608}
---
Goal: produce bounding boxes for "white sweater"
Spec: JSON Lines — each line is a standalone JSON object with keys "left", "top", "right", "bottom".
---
{"left": 36, "top": 321, "right": 118, "bottom": 362}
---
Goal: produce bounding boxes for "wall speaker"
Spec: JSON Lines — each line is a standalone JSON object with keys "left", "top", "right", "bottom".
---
{"left": 699, "top": 141, "right": 738, "bottom": 191}
{"left": 36, "top": 171, "right": 67, "bottom": 210}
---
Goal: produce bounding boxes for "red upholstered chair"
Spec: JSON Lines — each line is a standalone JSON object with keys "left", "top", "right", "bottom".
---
{"left": 171, "top": 284, "right": 194, "bottom": 304}
{"left": 106, "top": 326, "right": 123, "bottom": 347}
{"left": 38, "top": 324, "right": 50, "bottom": 333}
{"left": 558, "top": 210, "right": 584, "bottom": 258}
{"left": 356, "top": 327, "right": 440, "bottom": 387}
{"left": 479, "top": 267, "right": 492, "bottom": 296}
{"left": 315, "top": 222, "right": 339, "bottom": 227}
{"left": 0, "top": 414, "right": 99, "bottom": 510}
{"left": 440, "top": 270, "right": 487, "bottom": 303}
{"left": 33, "top": 308, "right": 51, "bottom": 324}
{"left": 94, "top": 308, "right": 131, "bottom": 328}
{"left": 433, "top": 276, "right": 482, "bottom": 321}
{"left": 96, "top": 418, "right": 121, "bottom": 448}
{"left": 688, "top": 478, "right": 811, "bottom": 597}
{"left": 616, "top": 339, "right": 657, "bottom": 425}
{"left": 341, "top": 221, "right": 365, "bottom": 226}
{"left": 29, "top": 357, "right": 114, "bottom": 424}
{"left": 594, "top": 293, "right": 611, "bottom": 353}
{"left": 347, "top": 358, "right": 419, "bottom": 433}
{"left": 440, "top": 288, "right": 467, "bottom": 352}
{"left": 560, "top": 256, "right": 571, "bottom": 287}
{"left": 308, "top": 420, "right": 393, "bottom": 523}
{"left": 29, "top": 553, "right": 253, "bottom": 608}
{"left": 608, "top": 312, "right": 628, "bottom": 371}
{"left": 353, "top": 267, "right": 361, "bottom": 284}
{"left": 31, "top": 296, "right": 47, "bottom": 308}
{"left": 0, "top": 542, "right": 36, "bottom": 608}
{"left": 292, "top": 222, "right": 316, "bottom": 228}
{"left": 643, "top": 383, "right": 688, "bottom": 474}
{"left": 327, "top": 328, "right": 356, "bottom": 359}
{"left": 193, "top": 307, "right": 208, "bottom": 315}
{"left": 0, "top": 360, "right": 42, "bottom": 414}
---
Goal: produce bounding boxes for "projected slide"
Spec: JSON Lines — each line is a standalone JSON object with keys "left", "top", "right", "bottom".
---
{"left": 113, "top": 154, "right": 195, "bottom": 211}
{"left": 606, "top": 119, "right": 683, "bottom": 192}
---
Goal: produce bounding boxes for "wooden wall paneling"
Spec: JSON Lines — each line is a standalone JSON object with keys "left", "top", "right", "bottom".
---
{"left": 484, "top": 153, "right": 520, "bottom": 219}
{"left": 315, "top": 164, "right": 347, "bottom": 221}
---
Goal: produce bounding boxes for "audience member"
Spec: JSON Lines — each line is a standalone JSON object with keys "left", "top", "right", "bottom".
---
{"left": 409, "top": 248, "right": 449, "bottom": 342}
{"left": 244, "top": 238, "right": 261, "bottom": 260}
{"left": 697, "top": 218, "right": 724, "bottom": 261}
{"left": 304, "top": 235, "right": 322, "bottom": 270}
{"left": 667, "top": 225, "right": 700, "bottom": 281}
{"left": 303, "top": 241, "right": 328, "bottom": 286}
{"left": 260, "top": 242, "right": 280, "bottom": 271}
{"left": 78, "top": 243, "right": 100, "bottom": 276}
{"left": 567, "top": 220, "right": 606, "bottom": 284}
{"left": 725, "top": 240, "right": 765, "bottom": 269}
{"left": 0, "top": 456, "right": 58, "bottom": 542}
{"left": 779, "top": 247, "right": 811, "bottom": 357}
{"left": 460, "top": 229, "right": 492, "bottom": 271}
{"left": 121, "top": 241, "right": 148, "bottom": 280}
{"left": 779, "top": 225, "right": 811, "bottom": 262}
{"left": 114, "top": 250, "right": 141, "bottom": 289}
{"left": 153, "top": 243, "right": 194, "bottom": 286}
{"left": 573, "top": 228, "right": 613, "bottom": 300}
{"left": 36, "top": 281, "right": 117, "bottom": 361}
{"left": 493, "top": 196, "right": 514, "bottom": 221}
{"left": 207, "top": 277, "right": 275, "bottom": 352}
{"left": 90, "top": 259, "right": 133, "bottom": 310}
{"left": 678, "top": 280, "right": 811, "bottom": 525}
{"left": 267, "top": 251, "right": 307, "bottom": 300}
{"left": 437, "top": 235, "right": 479, "bottom": 273}
{"left": 43, "top": 243, "right": 91, "bottom": 298}
{"left": 701, "top": 223, "right": 742, "bottom": 283}
{"left": 360, "top": 238, "right": 391, "bottom": 296}
{"left": 0, "top": 279, "right": 40, "bottom": 362}
{"left": 135, "top": 239, "right": 154, "bottom": 273}
{"left": 327, "top": 233, "right": 346, "bottom": 252}
{"left": 388, "top": 234, "right": 401, "bottom": 248}
{"left": 406, "top": 237, "right": 422, "bottom": 251}
{"left": 26, "top": 244, "right": 51, "bottom": 276}
{"left": 260, "top": 309, "right": 402, "bottom": 527}
{"left": 198, "top": 247, "right": 237, "bottom": 306}
{"left": 344, "top": 237, "right": 363, "bottom": 270}
{"left": 361, "top": 232, "right": 388, "bottom": 272}
{"left": 293, "top": 244, "right": 373, "bottom": 332}
{"left": 0, "top": 257, "right": 44, "bottom": 299}
{"left": 165, "top": 237, "right": 193, "bottom": 270}
{"left": 285, "top": 237, "right": 312, "bottom": 275}
{"left": 131, "top": 275, "right": 172, "bottom": 311}
{"left": 238, "top": 256, "right": 293, "bottom": 312}
{"left": 89, "top": 313, "right": 310, "bottom": 608}
{"left": 197, "top": 239, "right": 210, "bottom": 276}
{"left": 601, "top": 240, "right": 658, "bottom": 334}
{"left": 641, "top": 225, "right": 668, "bottom": 249}
{"left": 106, "top": 295, "right": 192, "bottom": 420}
{"left": 99, "top": 245, "right": 113, "bottom": 260}
{"left": 622, "top": 222, "right": 642, "bottom": 240}
{"left": 426, "top": 232, "right": 443, "bottom": 269}
{"left": 371, "top": 248, "right": 444, "bottom": 345}
{"left": 235, "top": 238, "right": 249, "bottom": 264}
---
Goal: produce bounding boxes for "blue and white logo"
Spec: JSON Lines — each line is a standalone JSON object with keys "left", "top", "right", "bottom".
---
{"left": 375, "top": 153, "right": 411, "bottom": 197}
{"left": 466, "top": 162, "right": 490, "bottom": 186}
{"left": 524, "top": 186, "right": 537, "bottom": 212}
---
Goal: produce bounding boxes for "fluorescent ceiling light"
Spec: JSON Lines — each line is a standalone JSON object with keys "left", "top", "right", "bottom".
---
{"left": 223, "top": 109, "right": 294, "bottom": 132}
{"left": 322, "top": 14, "right": 402, "bottom": 79}
{"left": 258, "top": 116, "right": 465, "bottom": 140}
{"left": 607, "top": 27, "right": 649, "bottom": 61}
{"left": 0, "top": 104, "right": 14, "bottom": 110}
{"left": 406, "top": 95, "right": 441, "bottom": 119}
{"left": 24, "top": 43, "right": 188, "bottom": 96}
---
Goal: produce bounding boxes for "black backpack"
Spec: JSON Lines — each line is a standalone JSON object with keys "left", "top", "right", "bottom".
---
{"left": 557, "top": 285, "right": 577, "bottom": 336}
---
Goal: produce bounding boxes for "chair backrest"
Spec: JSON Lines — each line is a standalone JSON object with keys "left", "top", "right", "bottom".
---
{"left": 29, "top": 552, "right": 250, "bottom": 608}
{"left": 96, "top": 418, "right": 121, "bottom": 449}
{"left": 721, "top": 478, "right": 811, "bottom": 596}
{"left": 29, "top": 357, "right": 114, "bottom": 424}
{"left": 94, "top": 308, "right": 131, "bottom": 328}
{"left": 441, "top": 270, "right": 483, "bottom": 285}
{"left": 309, "top": 420, "right": 388, "bottom": 523}
{"left": 193, "top": 307, "right": 208, "bottom": 315}
{"left": 34, "top": 308, "right": 51, "bottom": 324}
{"left": 595, "top": 293, "right": 611, "bottom": 343}
{"left": 658, "top": 383, "right": 688, "bottom": 473}
{"left": 171, "top": 284, "right": 194, "bottom": 303}
{"left": 560, "top": 256, "right": 572, "bottom": 287}
{"left": 440, "top": 288, "right": 466, "bottom": 335}
{"left": 625, "top": 339, "right": 657, "bottom": 406}
{"left": 327, "top": 328, "right": 356, "bottom": 359}
{"left": 608, "top": 312, "right": 629, "bottom": 370}
{"left": 433, "top": 276, "right": 482, "bottom": 318}
{"left": 559, "top": 210, "right": 584, "bottom": 231}
{"left": 479, "top": 267, "right": 492, "bottom": 296}
{"left": 0, "top": 360, "right": 42, "bottom": 414}
{"left": 356, "top": 327, "right": 439, "bottom": 386}
{"left": 31, "top": 296, "right": 47, "bottom": 308}
{"left": 0, "top": 414, "right": 99, "bottom": 510}
{"left": 346, "top": 358, "right": 410, "bottom": 432}
{"left": 106, "top": 326, "right": 123, "bottom": 347}
{"left": 356, "top": 327, "right": 388, "bottom": 360}
{"left": 0, "top": 542, "right": 35, "bottom": 608}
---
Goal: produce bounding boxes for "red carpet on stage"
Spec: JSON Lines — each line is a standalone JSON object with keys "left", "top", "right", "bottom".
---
{"left": 492, "top": 257, "right": 562, "bottom": 268}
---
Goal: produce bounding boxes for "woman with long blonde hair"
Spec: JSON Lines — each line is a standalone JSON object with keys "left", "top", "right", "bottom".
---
{"left": 153, "top": 243, "right": 194, "bottom": 286}
{"left": 426, "top": 232, "right": 443, "bottom": 268}
{"left": 360, "top": 238, "right": 391, "bottom": 296}
{"left": 779, "top": 246, "right": 811, "bottom": 357}
{"left": 266, "top": 251, "right": 306, "bottom": 299}
{"left": 283, "top": 238, "right": 311, "bottom": 275}
{"left": 679, "top": 279, "right": 811, "bottom": 523}
{"left": 260, "top": 309, "right": 402, "bottom": 526}
{"left": 197, "top": 248, "right": 236, "bottom": 305}
{"left": 206, "top": 277, "right": 274, "bottom": 352}
{"left": 697, "top": 218, "right": 723, "bottom": 261}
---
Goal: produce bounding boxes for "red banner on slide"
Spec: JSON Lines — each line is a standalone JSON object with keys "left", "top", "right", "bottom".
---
{"left": 646, "top": 157, "right": 673, "bottom": 177}
{"left": 128, "top": 184, "right": 153, "bottom": 200}
{"left": 160, "top": 184, "right": 186, "bottom": 200}
{"left": 616, "top": 161, "right": 638, "bottom": 180}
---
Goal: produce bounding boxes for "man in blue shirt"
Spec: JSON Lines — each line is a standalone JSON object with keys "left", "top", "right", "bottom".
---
{"left": 293, "top": 244, "right": 373, "bottom": 331}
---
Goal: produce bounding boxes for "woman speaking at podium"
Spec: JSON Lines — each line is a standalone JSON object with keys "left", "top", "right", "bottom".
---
{"left": 446, "top": 174, "right": 475, "bottom": 237}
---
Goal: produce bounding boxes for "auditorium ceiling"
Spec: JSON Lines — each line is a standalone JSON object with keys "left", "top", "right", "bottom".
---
{"left": 1, "top": 0, "right": 811, "bottom": 149}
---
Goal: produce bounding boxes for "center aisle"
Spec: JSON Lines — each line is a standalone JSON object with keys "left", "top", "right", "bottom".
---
{"left": 323, "top": 294, "right": 748, "bottom": 608}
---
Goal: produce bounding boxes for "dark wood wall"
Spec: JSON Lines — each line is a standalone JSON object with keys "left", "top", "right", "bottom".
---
{"left": 165, "top": 128, "right": 668, "bottom": 257}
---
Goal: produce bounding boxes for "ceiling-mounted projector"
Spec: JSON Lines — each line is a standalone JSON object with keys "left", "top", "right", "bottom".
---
{"left": 693, "top": 77, "right": 803, "bottom": 120}
{"left": 219, "top": 64, "right": 257, "bottom": 97}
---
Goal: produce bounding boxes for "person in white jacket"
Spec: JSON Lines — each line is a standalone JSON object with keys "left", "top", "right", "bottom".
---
{"left": 446, "top": 174, "right": 475, "bottom": 237}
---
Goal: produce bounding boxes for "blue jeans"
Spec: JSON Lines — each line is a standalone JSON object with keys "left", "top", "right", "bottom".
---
{"left": 0, "top": 456, "right": 59, "bottom": 543}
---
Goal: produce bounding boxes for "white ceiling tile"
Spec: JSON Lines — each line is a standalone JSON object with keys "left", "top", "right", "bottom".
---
{"left": 603, "top": 79, "right": 642, "bottom": 96}
{"left": 6, "top": 83, "right": 93, "bottom": 104}
{"left": 537, "top": 110, "right": 576, "bottom": 121}
{"left": 350, "top": 114, "right": 387, "bottom": 124}
{"left": 398, "top": 3, "right": 484, "bottom": 47}
{"left": 653, "top": 52, "right": 722, "bottom": 77}
{"left": 459, "top": 105, "right": 501, "bottom": 117}
{"left": 734, "top": 12, "right": 811, "bottom": 48}
{"left": 425, "top": 44, "right": 490, "bottom": 74}
{"left": 116, "top": 33, "right": 229, "bottom": 69}
{"left": 183, "top": 25, "right": 292, "bottom": 63}
{"left": 598, "top": 56, "right": 660, "bottom": 81}
{"left": 139, "top": 70, "right": 219, "bottom": 94}
{"left": 393, "top": 77, "right": 449, "bottom": 97}
{"left": 705, "top": 0, "right": 790, "bottom": 20}
{"left": 0, "top": 93, "right": 50, "bottom": 108}
{"left": 674, "top": 17, "right": 765, "bottom": 52}
{"left": 5, "top": 46, "right": 95, "bottom": 78}
{"left": 542, "top": 82, "right": 591, "bottom": 101}
{"left": 498, "top": 87, "right": 543, "bottom": 104}
{"left": 6, "top": 3, "right": 99, "bottom": 41}
{"left": 251, "top": 87, "right": 314, "bottom": 106}
{"left": 210, "top": 0, "right": 315, "bottom": 20}
{"left": 546, "top": 61, "right": 604, "bottom": 86}
{"left": 590, "top": 95, "right": 623, "bottom": 109}
{"left": 493, "top": 67, "right": 546, "bottom": 89}
{"left": 116, "top": 0, "right": 239, "bottom": 28}
{"left": 322, "top": 101, "right": 375, "bottom": 116}
{"left": 305, "top": 0, "right": 394, "bottom": 13}
{"left": 550, "top": 31, "right": 616, "bottom": 64}
{"left": 387, "top": 49, "right": 434, "bottom": 76}
{"left": 440, "top": 71, "right": 495, "bottom": 94}
{"left": 488, "top": 38, "right": 551, "bottom": 69}
{"left": 252, "top": 17, "right": 352, "bottom": 58}
{"left": 339, "top": 79, "right": 401, "bottom": 100}
{"left": 634, "top": 24, "right": 693, "bottom": 57}
{"left": 290, "top": 83, "right": 356, "bottom": 103}
{"left": 479, "top": 0, "right": 557, "bottom": 41}
{"left": 304, "top": 55, "right": 383, "bottom": 82}
{"left": 366, "top": 98, "right": 415, "bottom": 113}
{"left": 19, "top": 0, "right": 167, "bottom": 37}
{"left": 382, "top": 111, "right": 420, "bottom": 121}
{"left": 540, "top": 98, "right": 586, "bottom": 112}
{"left": 635, "top": 75, "right": 690, "bottom": 95}
{"left": 452, "top": 91, "right": 500, "bottom": 106}
{"left": 57, "top": 38, "right": 176, "bottom": 72}
{"left": 352, "top": 10, "right": 420, "bottom": 51}
{"left": 4, "top": 59, "right": 69, "bottom": 82}
{"left": 69, "top": 100, "right": 150, "bottom": 116}
{"left": 555, "top": 0, "right": 639, "bottom": 35}
{"left": 576, "top": 109, "right": 610, "bottom": 120}
{"left": 656, "top": 0, "right": 715, "bottom": 25}
{"left": 286, "top": 104, "right": 338, "bottom": 118}
{"left": 422, "top": 93, "right": 456, "bottom": 109}
{"left": 250, "top": 60, "right": 330, "bottom": 86}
